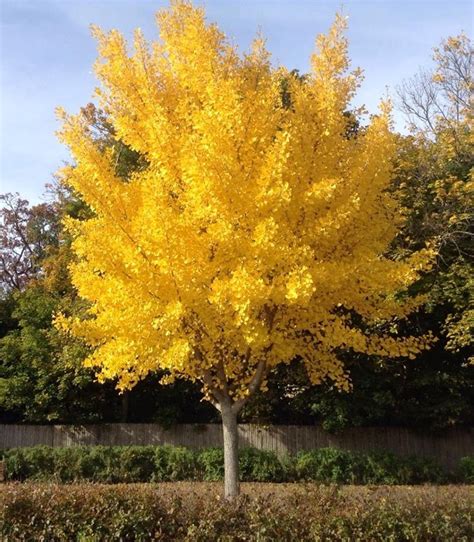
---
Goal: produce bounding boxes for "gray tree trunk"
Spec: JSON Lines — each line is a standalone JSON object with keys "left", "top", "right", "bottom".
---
{"left": 220, "top": 403, "right": 240, "bottom": 499}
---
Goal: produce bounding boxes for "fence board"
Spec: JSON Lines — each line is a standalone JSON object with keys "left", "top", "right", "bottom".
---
{"left": 0, "top": 424, "right": 472, "bottom": 469}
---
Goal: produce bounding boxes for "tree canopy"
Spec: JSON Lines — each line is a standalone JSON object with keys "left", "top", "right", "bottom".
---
{"left": 56, "top": 4, "right": 433, "bottom": 412}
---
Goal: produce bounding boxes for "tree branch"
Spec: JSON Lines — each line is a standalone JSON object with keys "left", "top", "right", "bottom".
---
{"left": 231, "top": 358, "right": 267, "bottom": 414}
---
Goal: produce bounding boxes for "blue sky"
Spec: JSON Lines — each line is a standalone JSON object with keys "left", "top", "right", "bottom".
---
{"left": 1, "top": 0, "right": 472, "bottom": 203}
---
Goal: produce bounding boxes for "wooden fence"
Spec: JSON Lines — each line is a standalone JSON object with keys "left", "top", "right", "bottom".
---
{"left": 1, "top": 424, "right": 472, "bottom": 469}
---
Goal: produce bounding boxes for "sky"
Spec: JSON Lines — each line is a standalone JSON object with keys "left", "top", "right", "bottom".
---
{"left": 1, "top": 0, "right": 472, "bottom": 203}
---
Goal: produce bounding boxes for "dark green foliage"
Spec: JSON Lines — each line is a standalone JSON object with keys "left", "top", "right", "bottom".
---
{"left": 294, "top": 448, "right": 446, "bottom": 484}
{"left": 3, "top": 445, "right": 56, "bottom": 481}
{"left": 76, "top": 446, "right": 120, "bottom": 482}
{"left": 295, "top": 448, "right": 357, "bottom": 483}
{"left": 0, "top": 283, "right": 216, "bottom": 425}
{"left": 198, "top": 447, "right": 224, "bottom": 481}
{"left": 1, "top": 483, "right": 472, "bottom": 541}
{"left": 198, "top": 447, "right": 286, "bottom": 482}
{"left": 459, "top": 456, "right": 474, "bottom": 483}
{"left": 153, "top": 445, "right": 199, "bottom": 481}
{"left": 118, "top": 446, "right": 156, "bottom": 482}
{"left": 1, "top": 445, "right": 469, "bottom": 484}
{"left": 0, "top": 285, "right": 105, "bottom": 424}
{"left": 311, "top": 352, "right": 474, "bottom": 432}
{"left": 242, "top": 356, "right": 474, "bottom": 432}
{"left": 239, "top": 447, "right": 286, "bottom": 482}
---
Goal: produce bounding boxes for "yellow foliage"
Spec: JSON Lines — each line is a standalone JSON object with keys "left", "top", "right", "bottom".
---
{"left": 56, "top": 1, "right": 433, "bottom": 404}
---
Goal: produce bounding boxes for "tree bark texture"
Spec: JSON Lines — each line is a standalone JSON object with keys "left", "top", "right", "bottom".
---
{"left": 220, "top": 403, "right": 240, "bottom": 499}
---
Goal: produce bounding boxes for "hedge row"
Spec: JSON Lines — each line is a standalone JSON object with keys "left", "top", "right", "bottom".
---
{"left": 2, "top": 445, "right": 473, "bottom": 484}
{"left": 2, "top": 483, "right": 473, "bottom": 541}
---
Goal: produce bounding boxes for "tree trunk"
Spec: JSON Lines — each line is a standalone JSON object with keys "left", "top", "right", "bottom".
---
{"left": 220, "top": 403, "right": 240, "bottom": 499}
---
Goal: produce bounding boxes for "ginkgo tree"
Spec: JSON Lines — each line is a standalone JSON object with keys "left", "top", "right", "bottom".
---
{"left": 56, "top": 1, "right": 433, "bottom": 498}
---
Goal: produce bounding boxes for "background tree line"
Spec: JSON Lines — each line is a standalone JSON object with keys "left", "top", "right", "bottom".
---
{"left": 0, "top": 33, "right": 472, "bottom": 431}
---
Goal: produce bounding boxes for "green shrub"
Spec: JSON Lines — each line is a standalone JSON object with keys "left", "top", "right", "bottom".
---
{"left": 0, "top": 444, "right": 466, "bottom": 484}
{"left": 198, "top": 447, "right": 287, "bottom": 482}
{"left": 355, "top": 450, "right": 446, "bottom": 484}
{"left": 239, "top": 447, "right": 286, "bottom": 482}
{"left": 295, "top": 448, "right": 356, "bottom": 483}
{"left": 459, "top": 456, "right": 474, "bottom": 483}
{"left": 153, "top": 445, "right": 198, "bottom": 481}
{"left": 53, "top": 446, "right": 84, "bottom": 482}
{"left": 294, "top": 448, "right": 446, "bottom": 484}
{"left": 3, "top": 445, "right": 56, "bottom": 481}
{"left": 118, "top": 446, "right": 156, "bottom": 482}
{"left": 79, "top": 445, "right": 121, "bottom": 482}
{"left": 402, "top": 454, "right": 446, "bottom": 484}
{"left": 198, "top": 447, "right": 224, "bottom": 481}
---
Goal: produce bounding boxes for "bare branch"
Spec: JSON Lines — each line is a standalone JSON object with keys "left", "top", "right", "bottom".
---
{"left": 396, "top": 33, "right": 473, "bottom": 135}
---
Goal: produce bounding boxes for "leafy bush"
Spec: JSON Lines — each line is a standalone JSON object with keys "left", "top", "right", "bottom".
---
{"left": 294, "top": 448, "right": 446, "bottom": 484}
{"left": 118, "top": 446, "right": 156, "bottom": 482}
{"left": 355, "top": 450, "right": 445, "bottom": 484}
{"left": 74, "top": 446, "right": 111, "bottom": 482}
{"left": 3, "top": 445, "right": 56, "bottom": 481}
{"left": 153, "top": 445, "right": 198, "bottom": 481}
{"left": 198, "top": 447, "right": 286, "bottom": 482}
{"left": 1, "top": 483, "right": 472, "bottom": 541}
{"left": 198, "top": 447, "right": 224, "bottom": 481}
{"left": 0, "top": 445, "right": 468, "bottom": 484}
{"left": 239, "top": 447, "right": 286, "bottom": 482}
{"left": 459, "top": 456, "right": 474, "bottom": 483}
{"left": 296, "top": 448, "right": 356, "bottom": 483}
{"left": 52, "top": 446, "right": 84, "bottom": 482}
